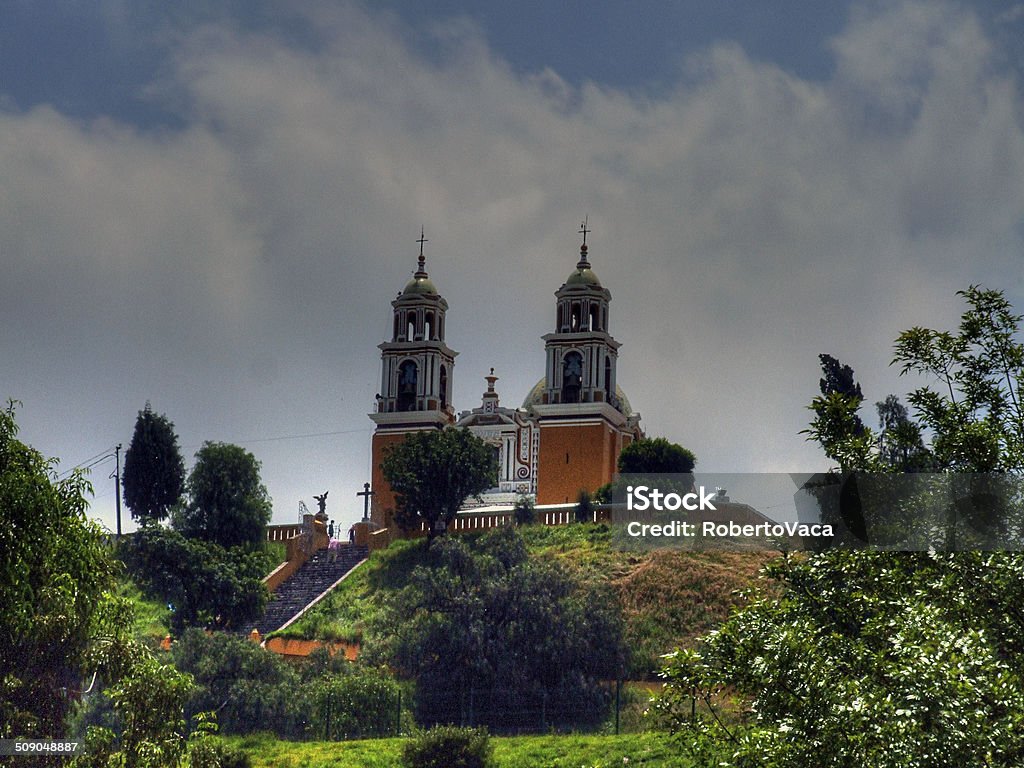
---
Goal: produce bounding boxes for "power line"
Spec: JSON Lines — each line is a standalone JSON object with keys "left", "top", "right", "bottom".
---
{"left": 63, "top": 426, "right": 375, "bottom": 482}
{"left": 59, "top": 448, "right": 117, "bottom": 479}
{"left": 181, "top": 426, "right": 373, "bottom": 451}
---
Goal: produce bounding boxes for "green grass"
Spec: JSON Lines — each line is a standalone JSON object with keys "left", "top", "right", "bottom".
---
{"left": 115, "top": 580, "right": 171, "bottom": 640}
{"left": 231, "top": 731, "right": 698, "bottom": 768}
{"left": 276, "top": 524, "right": 777, "bottom": 675}
{"left": 270, "top": 537, "right": 433, "bottom": 643}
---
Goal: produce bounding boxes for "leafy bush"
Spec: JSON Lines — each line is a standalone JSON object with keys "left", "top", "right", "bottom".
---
{"left": 377, "top": 527, "right": 625, "bottom": 732}
{"left": 308, "top": 666, "right": 406, "bottom": 740}
{"left": 574, "top": 489, "right": 594, "bottom": 523}
{"left": 119, "top": 527, "right": 268, "bottom": 632}
{"left": 512, "top": 495, "right": 535, "bottom": 526}
{"left": 186, "top": 737, "right": 252, "bottom": 768}
{"left": 171, "top": 629, "right": 303, "bottom": 737}
{"left": 401, "top": 726, "right": 493, "bottom": 768}
{"left": 660, "top": 551, "right": 1024, "bottom": 767}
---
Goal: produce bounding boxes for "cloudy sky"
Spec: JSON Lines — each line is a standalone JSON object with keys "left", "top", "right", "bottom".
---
{"left": 4, "top": 1, "right": 1024, "bottom": 532}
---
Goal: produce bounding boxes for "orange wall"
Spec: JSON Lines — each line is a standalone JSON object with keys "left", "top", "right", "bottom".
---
{"left": 370, "top": 432, "right": 408, "bottom": 528}
{"left": 536, "top": 421, "right": 618, "bottom": 504}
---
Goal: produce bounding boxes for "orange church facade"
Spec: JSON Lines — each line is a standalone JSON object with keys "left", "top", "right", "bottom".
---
{"left": 368, "top": 227, "right": 642, "bottom": 528}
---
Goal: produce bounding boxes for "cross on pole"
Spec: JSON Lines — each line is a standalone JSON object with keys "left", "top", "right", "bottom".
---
{"left": 357, "top": 482, "right": 375, "bottom": 521}
{"left": 416, "top": 226, "right": 428, "bottom": 257}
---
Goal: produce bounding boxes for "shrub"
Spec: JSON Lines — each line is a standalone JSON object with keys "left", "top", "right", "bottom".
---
{"left": 512, "top": 495, "right": 535, "bottom": 526}
{"left": 308, "top": 666, "right": 405, "bottom": 740}
{"left": 379, "top": 528, "right": 625, "bottom": 732}
{"left": 171, "top": 630, "right": 303, "bottom": 737}
{"left": 574, "top": 489, "right": 594, "bottom": 523}
{"left": 401, "top": 726, "right": 493, "bottom": 768}
{"left": 186, "top": 737, "right": 252, "bottom": 768}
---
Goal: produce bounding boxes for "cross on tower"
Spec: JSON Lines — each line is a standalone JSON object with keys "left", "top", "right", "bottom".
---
{"left": 578, "top": 216, "right": 591, "bottom": 246}
{"left": 357, "top": 482, "right": 375, "bottom": 522}
{"left": 416, "top": 226, "right": 428, "bottom": 273}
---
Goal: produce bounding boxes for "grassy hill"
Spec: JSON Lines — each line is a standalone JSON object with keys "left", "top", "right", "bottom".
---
{"left": 273, "top": 523, "right": 778, "bottom": 675}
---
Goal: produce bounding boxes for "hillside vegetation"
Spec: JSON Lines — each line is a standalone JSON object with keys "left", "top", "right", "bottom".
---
{"left": 275, "top": 523, "right": 777, "bottom": 675}
{"left": 231, "top": 731, "right": 698, "bottom": 768}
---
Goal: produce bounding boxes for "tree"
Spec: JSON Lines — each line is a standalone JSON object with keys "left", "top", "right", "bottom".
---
{"left": 170, "top": 629, "right": 302, "bottom": 737}
{"left": 875, "top": 394, "right": 929, "bottom": 471}
{"left": 808, "top": 288, "right": 1024, "bottom": 474}
{"left": 893, "top": 285, "right": 1024, "bottom": 471}
{"left": 574, "top": 488, "right": 594, "bottom": 523}
{"left": 176, "top": 442, "right": 272, "bottom": 549}
{"left": 381, "top": 428, "right": 497, "bottom": 539}
{"left": 805, "top": 355, "right": 874, "bottom": 471}
{"left": 377, "top": 528, "right": 625, "bottom": 731}
{"left": 0, "top": 401, "right": 113, "bottom": 741}
{"left": 617, "top": 437, "right": 696, "bottom": 475}
{"left": 71, "top": 594, "right": 228, "bottom": 768}
{"left": 817, "top": 353, "right": 866, "bottom": 435}
{"left": 119, "top": 526, "right": 268, "bottom": 633}
{"left": 122, "top": 403, "right": 186, "bottom": 525}
{"left": 660, "top": 287, "right": 1024, "bottom": 767}
{"left": 512, "top": 495, "right": 535, "bottom": 526}
{"left": 659, "top": 552, "right": 1024, "bottom": 767}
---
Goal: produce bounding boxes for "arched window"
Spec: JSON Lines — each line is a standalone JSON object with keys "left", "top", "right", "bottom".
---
{"left": 570, "top": 303, "right": 581, "bottom": 332}
{"left": 604, "top": 356, "right": 613, "bottom": 403}
{"left": 590, "top": 304, "right": 601, "bottom": 331}
{"left": 397, "top": 360, "right": 418, "bottom": 412}
{"left": 562, "top": 351, "right": 583, "bottom": 404}
{"left": 407, "top": 318, "right": 416, "bottom": 342}
{"left": 425, "top": 311, "right": 434, "bottom": 340}
{"left": 439, "top": 365, "right": 448, "bottom": 409}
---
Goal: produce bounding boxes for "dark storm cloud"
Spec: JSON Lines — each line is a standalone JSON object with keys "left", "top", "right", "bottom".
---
{"left": 2, "top": 1, "right": 1023, "bottom": 531}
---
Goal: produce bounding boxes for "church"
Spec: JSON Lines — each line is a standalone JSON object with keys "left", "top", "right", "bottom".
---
{"left": 368, "top": 225, "right": 643, "bottom": 530}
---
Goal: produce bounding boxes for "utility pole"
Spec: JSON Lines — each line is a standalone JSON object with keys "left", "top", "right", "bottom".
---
{"left": 114, "top": 444, "right": 122, "bottom": 538}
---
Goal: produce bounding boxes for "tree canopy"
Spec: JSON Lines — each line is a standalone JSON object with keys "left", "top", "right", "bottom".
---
{"left": 617, "top": 437, "right": 696, "bottom": 475}
{"left": 0, "top": 401, "right": 113, "bottom": 740}
{"left": 376, "top": 528, "right": 625, "bottom": 731}
{"left": 122, "top": 402, "right": 186, "bottom": 524}
{"left": 661, "top": 286, "right": 1024, "bottom": 767}
{"left": 381, "top": 428, "right": 497, "bottom": 538}
{"left": 175, "top": 442, "right": 272, "bottom": 549}
{"left": 119, "top": 526, "right": 269, "bottom": 632}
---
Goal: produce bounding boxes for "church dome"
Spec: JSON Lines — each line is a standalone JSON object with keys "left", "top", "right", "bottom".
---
{"left": 565, "top": 266, "right": 601, "bottom": 287}
{"left": 521, "top": 377, "right": 632, "bottom": 416}
{"left": 564, "top": 243, "right": 601, "bottom": 288}
{"left": 402, "top": 274, "right": 438, "bottom": 296}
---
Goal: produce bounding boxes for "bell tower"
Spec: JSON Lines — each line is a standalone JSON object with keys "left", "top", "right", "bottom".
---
{"left": 542, "top": 219, "right": 621, "bottom": 408}
{"left": 369, "top": 230, "right": 457, "bottom": 528}
{"left": 532, "top": 221, "right": 639, "bottom": 504}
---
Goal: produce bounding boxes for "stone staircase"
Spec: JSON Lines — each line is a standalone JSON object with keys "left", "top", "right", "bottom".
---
{"left": 251, "top": 544, "right": 367, "bottom": 636}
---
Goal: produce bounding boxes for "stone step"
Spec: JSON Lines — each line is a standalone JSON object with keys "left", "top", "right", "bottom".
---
{"left": 249, "top": 545, "right": 368, "bottom": 636}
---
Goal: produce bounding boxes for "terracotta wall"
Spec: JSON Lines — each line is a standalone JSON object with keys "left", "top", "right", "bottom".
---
{"left": 536, "top": 421, "right": 616, "bottom": 504}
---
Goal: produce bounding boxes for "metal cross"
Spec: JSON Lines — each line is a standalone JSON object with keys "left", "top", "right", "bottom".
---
{"left": 417, "top": 227, "right": 428, "bottom": 257}
{"left": 578, "top": 216, "right": 591, "bottom": 246}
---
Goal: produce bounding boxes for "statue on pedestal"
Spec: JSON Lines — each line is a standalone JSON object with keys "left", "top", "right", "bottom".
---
{"left": 313, "top": 491, "right": 329, "bottom": 521}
